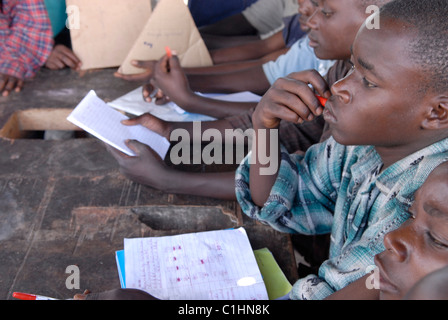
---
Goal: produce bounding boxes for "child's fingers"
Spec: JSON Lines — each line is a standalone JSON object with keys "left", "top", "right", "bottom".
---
{"left": 3, "top": 77, "right": 18, "bottom": 96}
{"left": 121, "top": 113, "right": 158, "bottom": 129}
{"left": 271, "top": 77, "right": 320, "bottom": 121}
{"left": 131, "top": 59, "right": 156, "bottom": 70}
{"left": 287, "top": 69, "right": 331, "bottom": 98}
{"left": 15, "top": 80, "right": 24, "bottom": 92}
{"left": 125, "top": 140, "right": 163, "bottom": 161}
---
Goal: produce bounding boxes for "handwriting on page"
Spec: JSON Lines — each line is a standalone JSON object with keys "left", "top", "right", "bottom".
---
{"left": 67, "top": 90, "right": 170, "bottom": 159}
{"left": 124, "top": 228, "right": 268, "bottom": 300}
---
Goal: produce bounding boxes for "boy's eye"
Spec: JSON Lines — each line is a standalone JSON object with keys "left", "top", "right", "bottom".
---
{"left": 362, "top": 77, "right": 377, "bottom": 88}
{"left": 310, "top": 0, "right": 319, "bottom": 7}
{"left": 321, "top": 10, "right": 333, "bottom": 17}
{"left": 427, "top": 231, "right": 448, "bottom": 249}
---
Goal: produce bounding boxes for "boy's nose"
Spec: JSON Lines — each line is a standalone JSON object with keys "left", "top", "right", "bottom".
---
{"left": 383, "top": 224, "right": 412, "bottom": 263}
{"left": 330, "top": 77, "right": 351, "bottom": 104}
{"left": 306, "top": 9, "right": 319, "bottom": 30}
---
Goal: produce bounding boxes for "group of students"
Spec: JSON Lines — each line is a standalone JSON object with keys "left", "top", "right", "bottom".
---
{"left": 3, "top": 0, "right": 448, "bottom": 300}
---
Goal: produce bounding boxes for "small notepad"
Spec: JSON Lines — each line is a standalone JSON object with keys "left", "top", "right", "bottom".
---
{"left": 67, "top": 90, "right": 170, "bottom": 159}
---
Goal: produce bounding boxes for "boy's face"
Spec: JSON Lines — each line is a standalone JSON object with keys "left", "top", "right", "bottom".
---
{"left": 307, "top": 0, "right": 367, "bottom": 60}
{"left": 374, "top": 163, "right": 448, "bottom": 300}
{"left": 324, "top": 17, "right": 428, "bottom": 149}
{"left": 297, "top": 0, "right": 315, "bottom": 32}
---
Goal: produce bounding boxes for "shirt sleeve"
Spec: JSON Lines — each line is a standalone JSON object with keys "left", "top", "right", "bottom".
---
{"left": 0, "top": 0, "right": 54, "bottom": 79}
{"left": 262, "top": 36, "right": 335, "bottom": 85}
{"left": 235, "top": 138, "right": 345, "bottom": 235}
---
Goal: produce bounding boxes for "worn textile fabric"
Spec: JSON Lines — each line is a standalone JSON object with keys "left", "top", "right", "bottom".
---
{"left": 0, "top": 0, "right": 53, "bottom": 79}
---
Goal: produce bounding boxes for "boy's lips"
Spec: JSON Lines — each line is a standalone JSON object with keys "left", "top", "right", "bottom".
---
{"left": 308, "top": 34, "right": 319, "bottom": 47}
{"left": 323, "top": 100, "right": 337, "bottom": 123}
{"left": 374, "top": 255, "right": 399, "bottom": 295}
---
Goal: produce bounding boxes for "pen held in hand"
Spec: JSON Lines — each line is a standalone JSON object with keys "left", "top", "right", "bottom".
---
{"left": 164, "top": 46, "right": 172, "bottom": 73}
{"left": 316, "top": 95, "right": 328, "bottom": 107}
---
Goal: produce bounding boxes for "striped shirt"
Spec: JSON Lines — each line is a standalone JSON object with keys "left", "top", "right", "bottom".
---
{"left": 0, "top": 0, "right": 53, "bottom": 79}
{"left": 235, "top": 136, "right": 448, "bottom": 299}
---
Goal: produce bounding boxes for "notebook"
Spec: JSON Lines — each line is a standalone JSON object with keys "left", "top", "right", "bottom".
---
{"left": 67, "top": 90, "right": 170, "bottom": 159}
{"left": 115, "top": 228, "right": 269, "bottom": 300}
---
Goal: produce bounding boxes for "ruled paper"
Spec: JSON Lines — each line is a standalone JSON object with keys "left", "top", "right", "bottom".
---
{"left": 67, "top": 90, "right": 170, "bottom": 159}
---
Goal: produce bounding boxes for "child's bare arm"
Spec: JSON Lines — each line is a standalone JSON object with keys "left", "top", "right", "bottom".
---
{"left": 185, "top": 64, "right": 271, "bottom": 95}
{"left": 146, "top": 55, "right": 258, "bottom": 118}
{"left": 210, "top": 32, "right": 286, "bottom": 65}
{"left": 249, "top": 70, "right": 331, "bottom": 206}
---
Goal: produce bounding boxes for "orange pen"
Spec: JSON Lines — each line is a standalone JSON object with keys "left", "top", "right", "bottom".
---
{"left": 316, "top": 95, "right": 328, "bottom": 106}
{"left": 165, "top": 46, "right": 172, "bottom": 58}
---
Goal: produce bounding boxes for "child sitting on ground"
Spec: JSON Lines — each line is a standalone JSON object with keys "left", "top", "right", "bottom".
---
{"left": 236, "top": 0, "right": 448, "bottom": 300}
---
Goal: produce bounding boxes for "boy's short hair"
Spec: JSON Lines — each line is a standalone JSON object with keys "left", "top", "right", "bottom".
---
{"left": 381, "top": 0, "right": 448, "bottom": 93}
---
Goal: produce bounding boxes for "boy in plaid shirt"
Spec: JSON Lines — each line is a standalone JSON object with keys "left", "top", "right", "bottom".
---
{"left": 0, "top": 0, "right": 53, "bottom": 96}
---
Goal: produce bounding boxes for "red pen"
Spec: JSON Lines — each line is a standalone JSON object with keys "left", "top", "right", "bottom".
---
{"left": 316, "top": 95, "right": 328, "bottom": 106}
{"left": 13, "top": 292, "right": 58, "bottom": 300}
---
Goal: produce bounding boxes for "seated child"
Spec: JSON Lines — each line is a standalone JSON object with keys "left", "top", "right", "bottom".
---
{"left": 326, "top": 161, "right": 448, "bottom": 300}
{"left": 114, "top": 0, "right": 331, "bottom": 118}
{"left": 236, "top": 0, "right": 448, "bottom": 300}
{"left": 43, "top": 0, "right": 81, "bottom": 71}
{"left": 0, "top": 0, "right": 53, "bottom": 96}
{"left": 107, "top": 0, "right": 377, "bottom": 200}
{"left": 375, "top": 161, "right": 448, "bottom": 300}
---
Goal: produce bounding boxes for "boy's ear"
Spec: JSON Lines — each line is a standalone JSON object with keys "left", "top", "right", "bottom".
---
{"left": 421, "top": 96, "right": 448, "bottom": 130}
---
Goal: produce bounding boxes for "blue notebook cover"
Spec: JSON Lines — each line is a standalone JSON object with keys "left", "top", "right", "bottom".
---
{"left": 115, "top": 250, "right": 126, "bottom": 288}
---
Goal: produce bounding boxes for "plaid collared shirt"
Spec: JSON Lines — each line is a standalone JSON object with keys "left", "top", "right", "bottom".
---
{"left": 235, "top": 136, "right": 448, "bottom": 300}
{"left": 0, "top": 0, "right": 53, "bottom": 79}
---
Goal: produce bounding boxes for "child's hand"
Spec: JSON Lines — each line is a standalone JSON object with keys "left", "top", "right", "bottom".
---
{"left": 0, "top": 73, "right": 24, "bottom": 97}
{"left": 252, "top": 70, "right": 331, "bottom": 130}
{"left": 105, "top": 139, "right": 171, "bottom": 191}
{"left": 142, "top": 83, "right": 171, "bottom": 105}
{"left": 150, "top": 54, "right": 194, "bottom": 107}
{"left": 45, "top": 45, "right": 82, "bottom": 70}
{"left": 121, "top": 113, "right": 172, "bottom": 141}
{"left": 114, "top": 60, "right": 157, "bottom": 82}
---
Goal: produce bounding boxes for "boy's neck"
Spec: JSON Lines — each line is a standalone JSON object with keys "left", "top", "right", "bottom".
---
{"left": 376, "top": 134, "right": 448, "bottom": 170}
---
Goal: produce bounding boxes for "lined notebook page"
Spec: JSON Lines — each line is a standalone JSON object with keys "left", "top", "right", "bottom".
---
{"left": 124, "top": 228, "right": 268, "bottom": 300}
{"left": 67, "top": 90, "right": 170, "bottom": 159}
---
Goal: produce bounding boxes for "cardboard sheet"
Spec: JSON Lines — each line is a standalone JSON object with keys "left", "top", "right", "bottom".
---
{"left": 67, "top": 0, "right": 153, "bottom": 70}
{"left": 118, "top": 0, "right": 213, "bottom": 75}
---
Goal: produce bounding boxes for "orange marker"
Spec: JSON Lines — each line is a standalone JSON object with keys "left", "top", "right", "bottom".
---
{"left": 165, "top": 46, "right": 172, "bottom": 58}
{"left": 316, "top": 95, "right": 328, "bottom": 106}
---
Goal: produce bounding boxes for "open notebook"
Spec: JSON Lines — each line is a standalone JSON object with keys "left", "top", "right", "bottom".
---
{"left": 115, "top": 228, "right": 292, "bottom": 300}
